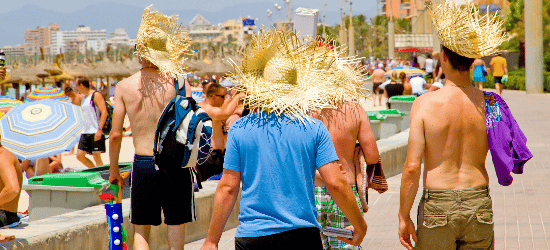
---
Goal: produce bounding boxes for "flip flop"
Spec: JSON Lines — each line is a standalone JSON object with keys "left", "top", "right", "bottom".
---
{"left": 0, "top": 234, "right": 15, "bottom": 243}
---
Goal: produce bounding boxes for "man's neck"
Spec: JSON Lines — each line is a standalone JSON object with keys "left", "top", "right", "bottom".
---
{"left": 445, "top": 70, "right": 472, "bottom": 88}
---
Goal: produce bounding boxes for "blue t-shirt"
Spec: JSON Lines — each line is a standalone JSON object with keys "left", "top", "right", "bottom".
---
{"left": 224, "top": 112, "right": 339, "bottom": 238}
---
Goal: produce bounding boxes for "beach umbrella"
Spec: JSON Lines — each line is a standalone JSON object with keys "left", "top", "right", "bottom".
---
{"left": 0, "top": 96, "right": 22, "bottom": 114}
{"left": 196, "top": 57, "right": 233, "bottom": 76}
{"left": 383, "top": 66, "right": 426, "bottom": 78}
{"left": 26, "top": 87, "right": 69, "bottom": 102}
{"left": 0, "top": 100, "right": 84, "bottom": 161}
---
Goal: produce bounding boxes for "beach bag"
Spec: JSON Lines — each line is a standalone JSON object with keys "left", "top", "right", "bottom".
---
{"left": 91, "top": 91, "right": 114, "bottom": 136}
{"left": 482, "top": 65, "right": 488, "bottom": 76}
{"left": 153, "top": 76, "right": 212, "bottom": 171}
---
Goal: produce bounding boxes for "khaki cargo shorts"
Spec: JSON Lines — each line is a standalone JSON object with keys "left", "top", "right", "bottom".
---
{"left": 415, "top": 186, "right": 494, "bottom": 250}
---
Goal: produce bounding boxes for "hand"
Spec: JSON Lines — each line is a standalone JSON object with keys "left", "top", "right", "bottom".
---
{"left": 337, "top": 225, "right": 367, "bottom": 247}
{"left": 338, "top": 163, "right": 347, "bottom": 176}
{"left": 94, "top": 129, "right": 102, "bottom": 141}
{"left": 109, "top": 170, "right": 127, "bottom": 188}
{"left": 398, "top": 216, "right": 417, "bottom": 250}
{"left": 0, "top": 67, "right": 5, "bottom": 79}
{"left": 235, "top": 92, "right": 246, "bottom": 100}
{"left": 200, "top": 242, "right": 218, "bottom": 250}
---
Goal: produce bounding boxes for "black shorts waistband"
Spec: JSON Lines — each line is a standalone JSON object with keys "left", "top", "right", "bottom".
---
{"left": 134, "top": 154, "right": 154, "bottom": 161}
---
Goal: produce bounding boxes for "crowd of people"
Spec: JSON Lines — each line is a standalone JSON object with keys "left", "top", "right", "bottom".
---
{"left": 363, "top": 50, "right": 508, "bottom": 109}
{"left": 0, "top": 2, "right": 524, "bottom": 249}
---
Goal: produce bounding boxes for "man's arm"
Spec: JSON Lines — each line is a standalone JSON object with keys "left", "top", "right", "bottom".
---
{"left": 398, "top": 99, "right": 425, "bottom": 250}
{"left": 93, "top": 92, "right": 109, "bottom": 141}
{"left": 201, "top": 169, "right": 241, "bottom": 250}
{"left": 355, "top": 104, "right": 380, "bottom": 165}
{"left": 504, "top": 60, "right": 508, "bottom": 75}
{"left": 319, "top": 161, "right": 367, "bottom": 246}
{"left": 108, "top": 85, "right": 127, "bottom": 187}
{"left": 0, "top": 155, "right": 21, "bottom": 209}
{"left": 206, "top": 93, "right": 245, "bottom": 120}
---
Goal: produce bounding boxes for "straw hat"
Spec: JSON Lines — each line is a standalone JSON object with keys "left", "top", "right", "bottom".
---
{"left": 136, "top": 5, "right": 191, "bottom": 78}
{"left": 428, "top": 0, "right": 506, "bottom": 58}
{"left": 229, "top": 29, "right": 366, "bottom": 123}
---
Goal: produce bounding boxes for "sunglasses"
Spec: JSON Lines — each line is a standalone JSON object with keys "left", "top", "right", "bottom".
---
{"left": 214, "top": 94, "right": 226, "bottom": 98}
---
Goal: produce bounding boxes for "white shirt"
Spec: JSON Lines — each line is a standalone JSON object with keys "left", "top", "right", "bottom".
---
{"left": 410, "top": 77, "right": 427, "bottom": 95}
{"left": 379, "top": 80, "right": 391, "bottom": 90}
{"left": 80, "top": 93, "right": 100, "bottom": 134}
{"left": 425, "top": 59, "right": 434, "bottom": 73}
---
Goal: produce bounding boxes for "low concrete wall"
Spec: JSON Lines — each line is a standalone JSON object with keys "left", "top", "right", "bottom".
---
{"left": 0, "top": 181, "right": 240, "bottom": 250}
{"left": 376, "top": 129, "right": 409, "bottom": 178}
{"left": 1, "top": 131, "right": 410, "bottom": 250}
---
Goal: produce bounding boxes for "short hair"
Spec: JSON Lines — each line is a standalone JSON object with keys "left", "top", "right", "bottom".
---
{"left": 77, "top": 77, "right": 91, "bottom": 88}
{"left": 64, "top": 86, "right": 73, "bottom": 94}
{"left": 399, "top": 72, "right": 407, "bottom": 82}
{"left": 441, "top": 45, "right": 475, "bottom": 72}
{"left": 427, "top": 54, "right": 432, "bottom": 59}
{"left": 206, "top": 83, "right": 224, "bottom": 98}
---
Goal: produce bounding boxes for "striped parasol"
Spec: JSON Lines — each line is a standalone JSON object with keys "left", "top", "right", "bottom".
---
{"left": 0, "top": 96, "right": 22, "bottom": 114}
{"left": 0, "top": 100, "right": 84, "bottom": 160}
{"left": 383, "top": 66, "right": 426, "bottom": 78}
{"left": 26, "top": 87, "right": 69, "bottom": 102}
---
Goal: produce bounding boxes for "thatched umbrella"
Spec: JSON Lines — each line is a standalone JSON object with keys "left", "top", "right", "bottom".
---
{"left": 196, "top": 57, "right": 233, "bottom": 76}
{"left": 66, "top": 63, "right": 95, "bottom": 79}
{"left": 123, "top": 57, "right": 141, "bottom": 74}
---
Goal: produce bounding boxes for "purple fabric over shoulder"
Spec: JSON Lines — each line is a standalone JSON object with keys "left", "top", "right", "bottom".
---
{"left": 484, "top": 91, "right": 533, "bottom": 186}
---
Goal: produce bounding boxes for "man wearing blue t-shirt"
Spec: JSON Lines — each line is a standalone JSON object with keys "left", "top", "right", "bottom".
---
{"left": 200, "top": 113, "right": 367, "bottom": 250}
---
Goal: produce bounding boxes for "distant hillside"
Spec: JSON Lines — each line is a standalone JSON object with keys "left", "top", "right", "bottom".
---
{"left": 0, "top": 2, "right": 377, "bottom": 48}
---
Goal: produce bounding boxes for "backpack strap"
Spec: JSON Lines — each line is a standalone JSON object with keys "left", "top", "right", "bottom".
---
{"left": 175, "top": 76, "right": 186, "bottom": 97}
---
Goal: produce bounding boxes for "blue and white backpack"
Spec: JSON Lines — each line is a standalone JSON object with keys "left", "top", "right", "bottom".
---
{"left": 153, "top": 76, "right": 212, "bottom": 170}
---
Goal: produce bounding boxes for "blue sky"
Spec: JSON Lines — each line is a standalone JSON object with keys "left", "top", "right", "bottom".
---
{"left": 3, "top": 0, "right": 377, "bottom": 14}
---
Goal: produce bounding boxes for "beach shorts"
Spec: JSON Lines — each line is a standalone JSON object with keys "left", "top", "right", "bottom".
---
{"left": 195, "top": 149, "right": 224, "bottom": 182}
{"left": 0, "top": 209, "right": 20, "bottom": 229}
{"left": 425, "top": 73, "right": 433, "bottom": 79}
{"left": 130, "top": 155, "right": 196, "bottom": 226}
{"left": 494, "top": 76, "right": 503, "bottom": 84}
{"left": 235, "top": 227, "right": 323, "bottom": 250}
{"left": 372, "top": 82, "right": 384, "bottom": 94}
{"left": 315, "top": 185, "right": 363, "bottom": 250}
{"left": 415, "top": 186, "right": 494, "bottom": 250}
{"left": 77, "top": 133, "right": 106, "bottom": 155}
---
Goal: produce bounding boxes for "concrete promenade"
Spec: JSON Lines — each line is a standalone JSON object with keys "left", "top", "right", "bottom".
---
{"left": 185, "top": 90, "right": 550, "bottom": 250}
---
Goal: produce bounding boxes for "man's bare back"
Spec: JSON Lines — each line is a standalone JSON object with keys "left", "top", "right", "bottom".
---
{"left": 372, "top": 69, "right": 385, "bottom": 83}
{"left": 312, "top": 102, "right": 379, "bottom": 186}
{"left": 115, "top": 69, "right": 176, "bottom": 156}
{"left": 414, "top": 85, "right": 489, "bottom": 190}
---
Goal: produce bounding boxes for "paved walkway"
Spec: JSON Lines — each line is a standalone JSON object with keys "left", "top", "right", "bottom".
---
{"left": 185, "top": 90, "right": 550, "bottom": 250}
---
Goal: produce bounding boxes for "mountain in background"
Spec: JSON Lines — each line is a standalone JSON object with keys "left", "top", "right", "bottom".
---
{"left": 0, "top": 2, "right": 378, "bottom": 47}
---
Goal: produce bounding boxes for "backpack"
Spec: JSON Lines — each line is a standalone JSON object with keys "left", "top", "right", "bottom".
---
{"left": 153, "top": 76, "right": 213, "bottom": 172}
{"left": 91, "top": 91, "right": 114, "bottom": 136}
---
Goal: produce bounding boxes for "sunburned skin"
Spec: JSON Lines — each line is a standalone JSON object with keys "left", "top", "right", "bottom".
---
{"left": 311, "top": 102, "right": 380, "bottom": 187}
{"left": 114, "top": 68, "right": 176, "bottom": 156}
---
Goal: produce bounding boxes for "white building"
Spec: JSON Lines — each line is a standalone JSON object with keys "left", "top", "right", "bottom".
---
{"left": 106, "top": 28, "right": 136, "bottom": 48}
{"left": 51, "top": 25, "right": 107, "bottom": 55}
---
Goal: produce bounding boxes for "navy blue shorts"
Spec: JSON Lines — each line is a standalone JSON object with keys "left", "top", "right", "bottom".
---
{"left": 130, "top": 155, "right": 196, "bottom": 226}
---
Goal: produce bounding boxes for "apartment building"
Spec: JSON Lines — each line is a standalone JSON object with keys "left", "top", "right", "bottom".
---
{"left": 51, "top": 25, "right": 107, "bottom": 55}
{"left": 24, "top": 23, "right": 59, "bottom": 55}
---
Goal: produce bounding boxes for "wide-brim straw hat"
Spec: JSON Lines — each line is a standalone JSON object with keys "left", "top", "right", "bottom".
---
{"left": 428, "top": 0, "right": 506, "bottom": 58}
{"left": 229, "top": 29, "right": 367, "bottom": 123}
{"left": 136, "top": 5, "right": 191, "bottom": 78}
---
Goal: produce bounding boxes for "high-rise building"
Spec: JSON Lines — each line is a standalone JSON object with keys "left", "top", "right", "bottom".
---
{"left": 24, "top": 23, "right": 59, "bottom": 55}
{"left": 51, "top": 25, "right": 108, "bottom": 55}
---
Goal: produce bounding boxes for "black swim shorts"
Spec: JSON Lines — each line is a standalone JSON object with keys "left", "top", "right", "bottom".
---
{"left": 373, "top": 82, "right": 384, "bottom": 94}
{"left": 494, "top": 76, "right": 503, "bottom": 84}
{"left": 77, "top": 133, "right": 106, "bottom": 155}
{"left": 0, "top": 209, "right": 20, "bottom": 228}
{"left": 130, "top": 155, "right": 196, "bottom": 226}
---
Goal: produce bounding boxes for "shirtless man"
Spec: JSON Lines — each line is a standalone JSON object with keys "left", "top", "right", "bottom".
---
{"left": 371, "top": 67, "right": 386, "bottom": 107}
{"left": 196, "top": 83, "right": 244, "bottom": 181}
{"left": 398, "top": 45, "right": 493, "bottom": 250}
{"left": 0, "top": 141, "right": 23, "bottom": 229}
{"left": 312, "top": 102, "right": 379, "bottom": 250}
{"left": 108, "top": 56, "right": 194, "bottom": 250}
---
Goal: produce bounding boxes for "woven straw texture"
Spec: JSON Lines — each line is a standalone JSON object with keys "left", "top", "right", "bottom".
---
{"left": 229, "top": 29, "right": 367, "bottom": 123}
{"left": 136, "top": 5, "right": 191, "bottom": 77}
{"left": 428, "top": 0, "right": 506, "bottom": 58}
